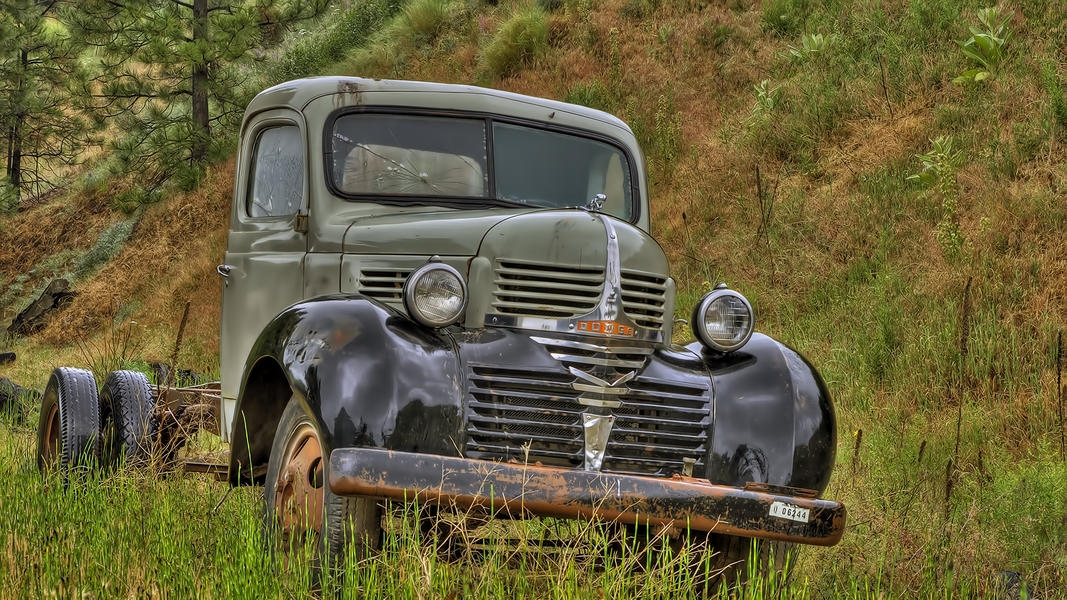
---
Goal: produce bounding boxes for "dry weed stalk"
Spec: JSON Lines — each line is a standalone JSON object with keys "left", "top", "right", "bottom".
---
{"left": 946, "top": 277, "right": 973, "bottom": 525}
{"left": 850, "top": 428, "right": 863, "bottom": 478}
{"left": 74, "top": 299, "right": 145, "bottom": 383}
{"left": 1058, "top": 330, "right": 1063, "bottom": 461}
{"left": 753, "top": 164, "right": 779, "bottom": 246}
{"left": 943, "top": 458, "right": 954, "bottom": 522}
{"left": 168, "top": 300, "right": 191, "bottom": 386}
{"left": 953, "top": 277, "right": 972, "bottom": 465}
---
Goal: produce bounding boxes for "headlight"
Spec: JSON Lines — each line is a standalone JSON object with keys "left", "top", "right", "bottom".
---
{"left": 692, "top": 285, "right": 754, "bottom": 352}
{"left": 403, "top": 262, "right": 468, "bottom": 328}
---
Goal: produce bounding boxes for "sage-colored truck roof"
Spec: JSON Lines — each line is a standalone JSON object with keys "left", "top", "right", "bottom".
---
{"left": 245, "top": 76, "right": 636, "bottom": 138}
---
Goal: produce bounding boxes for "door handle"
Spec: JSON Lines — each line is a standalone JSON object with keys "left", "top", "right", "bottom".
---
{"left": 216, "top": 264, "right": 233, "bottom": 278}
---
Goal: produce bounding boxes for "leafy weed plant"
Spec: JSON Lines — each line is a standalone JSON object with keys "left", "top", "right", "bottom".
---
{"left": 907, "top": 136, "right": 966, "bottom": 259}
{"left": 787, "top": 33, "right": 836, "bottom": 61}
{"left": 953, "top": 7, "right": 1013, "bottom": 84}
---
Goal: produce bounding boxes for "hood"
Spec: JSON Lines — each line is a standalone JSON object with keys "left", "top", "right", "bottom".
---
{"left": 342, "top": 207, "right": 531, "bottom": 255}
{"left": 479, "top": 210, "right": 668, "bottom": 275}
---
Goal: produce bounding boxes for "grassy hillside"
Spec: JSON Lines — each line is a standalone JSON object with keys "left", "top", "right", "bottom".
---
{"left": 1, "top": 0, "right": 1066, "bottom": 597}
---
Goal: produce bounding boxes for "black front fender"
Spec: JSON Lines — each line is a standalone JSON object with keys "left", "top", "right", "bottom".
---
{"left": 691, "top": 333, "right": 837, "bottom": 495}
{"left": 227, "top": 295, "right": 464, "bottom": 484}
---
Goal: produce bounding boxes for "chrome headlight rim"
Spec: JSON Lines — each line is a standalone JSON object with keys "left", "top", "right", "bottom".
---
{"left": 692, "top": 287, "right": 754, "bottom": 353}
{"left": 402, "top": 262, "right": 469, "bottom": 328}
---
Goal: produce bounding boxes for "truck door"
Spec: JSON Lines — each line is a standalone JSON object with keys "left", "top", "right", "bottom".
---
{"left": 218, "top": 110, "right": 307, "bottom": 441}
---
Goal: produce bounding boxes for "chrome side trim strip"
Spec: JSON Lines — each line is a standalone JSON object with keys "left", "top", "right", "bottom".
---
{"left": 530, "top": 336, "right": 655, "bottom": 354}
{"left": 549, "top": 353, "right": 646, "bottom": 369}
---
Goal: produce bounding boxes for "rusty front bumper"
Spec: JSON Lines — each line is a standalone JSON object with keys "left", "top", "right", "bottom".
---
{"left": 329, "top": 448, "right": 846, "bottom": 547}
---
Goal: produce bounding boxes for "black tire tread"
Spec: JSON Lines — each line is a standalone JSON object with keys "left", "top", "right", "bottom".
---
{"left": 36, "top": 367, "right": 100, "bottom": 473}
{"left": 99, "top": 370, "right": 156, "bottom": 466}
{"left": 324, "top": 493, "right": 382, "bottom": 564}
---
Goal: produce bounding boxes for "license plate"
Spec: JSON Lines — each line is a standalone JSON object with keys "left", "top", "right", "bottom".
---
{"left": 769, "top": 501, "right": 810, "bottom": 523}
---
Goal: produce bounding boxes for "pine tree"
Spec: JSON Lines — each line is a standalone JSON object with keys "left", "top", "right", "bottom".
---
{"left": 68, "top": 0, "right": 330, "bottom": 192}
{"left": 0, "top": 0, "right": 91, "bottom": 210}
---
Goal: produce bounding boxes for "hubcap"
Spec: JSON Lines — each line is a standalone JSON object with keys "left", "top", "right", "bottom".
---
{"left": 275, "top": 423, "right": 325, "bottom": 548}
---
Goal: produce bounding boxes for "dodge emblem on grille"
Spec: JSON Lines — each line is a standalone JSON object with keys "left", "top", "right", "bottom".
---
{"left": 576, "top": 320, "right": 635, "bottom": 337}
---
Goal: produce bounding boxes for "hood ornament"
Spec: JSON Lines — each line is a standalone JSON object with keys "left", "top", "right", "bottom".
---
{"left": 583, "top": 193, "right": 607, "bottom": 212}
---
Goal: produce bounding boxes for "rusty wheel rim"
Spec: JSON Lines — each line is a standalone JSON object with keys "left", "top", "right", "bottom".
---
{"left": 42, "top": 403, "right": 60, "bottom": 467}
{"left": 275, "top": 423, "right": 325, "bottom": 550}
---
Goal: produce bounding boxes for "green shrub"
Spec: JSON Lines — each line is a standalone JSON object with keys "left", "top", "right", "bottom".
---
{"left": 480, "top": 5, "right": 549, "bottom": 79}
{"left": 402, "top": 0, "right": 455, "bottom": 42}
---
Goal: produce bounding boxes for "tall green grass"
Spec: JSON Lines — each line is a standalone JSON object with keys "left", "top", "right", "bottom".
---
{"left": 0, "top": 415, "right": 994, "bottom": 599}
{"left": 480, "top": 5, "right": 549, "bottom": 79}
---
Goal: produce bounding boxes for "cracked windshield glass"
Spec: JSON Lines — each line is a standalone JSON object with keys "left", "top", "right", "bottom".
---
{"left": 330, "top": 114, "right": 633, "bottom": 219}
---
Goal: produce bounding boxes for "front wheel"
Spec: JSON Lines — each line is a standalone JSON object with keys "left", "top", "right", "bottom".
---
{"left": 263, "top": 398, "right": 382, "bottom": 570}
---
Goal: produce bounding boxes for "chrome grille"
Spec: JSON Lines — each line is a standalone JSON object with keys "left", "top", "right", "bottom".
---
{"left": 465, "top": 366, "right": 584, "bottom": 468}
{"left": 604, "top": 377, "right": 710, "bottom": 477}
{"left": 465, "top": 339, "right": 711, "bottom": 478}
{"left": 358, "top": 269, "right": 412, "bottom": 302}
{"left": 491, "top": 260, "right": 604, "bottom": 318}
{"left": 621, "top": 270, "right": 667, "bottom": 329}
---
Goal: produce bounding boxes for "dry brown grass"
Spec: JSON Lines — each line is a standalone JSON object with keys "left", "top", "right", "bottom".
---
{"left": 0, "top": 186, "right": 115, "bottom": 284}
{"left": 37, "top": 160, "right": 232, "bottom": 372}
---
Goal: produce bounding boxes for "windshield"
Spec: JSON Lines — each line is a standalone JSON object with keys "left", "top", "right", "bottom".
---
{"left": 330, "top": 113, "right": 634, "bottom": 220}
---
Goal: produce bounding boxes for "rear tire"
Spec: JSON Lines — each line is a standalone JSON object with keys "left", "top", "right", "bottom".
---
{"left": 36, "top": 367, "right": 100, "bottom": 474}
{"left": 263, "top": 397, "right": 382, "bottom": 573}
{"left": 99, "top": 370, "right": 156, "bottom": 467}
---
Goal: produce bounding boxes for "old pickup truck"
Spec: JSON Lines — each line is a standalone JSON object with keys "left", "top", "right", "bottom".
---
{"left": 36, "top": 77, "right": 845, "bottom": 586}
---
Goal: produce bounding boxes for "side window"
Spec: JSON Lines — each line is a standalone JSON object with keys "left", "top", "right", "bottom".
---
{"left": 248, "top": 125, "right": 304, "bottom": 218}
